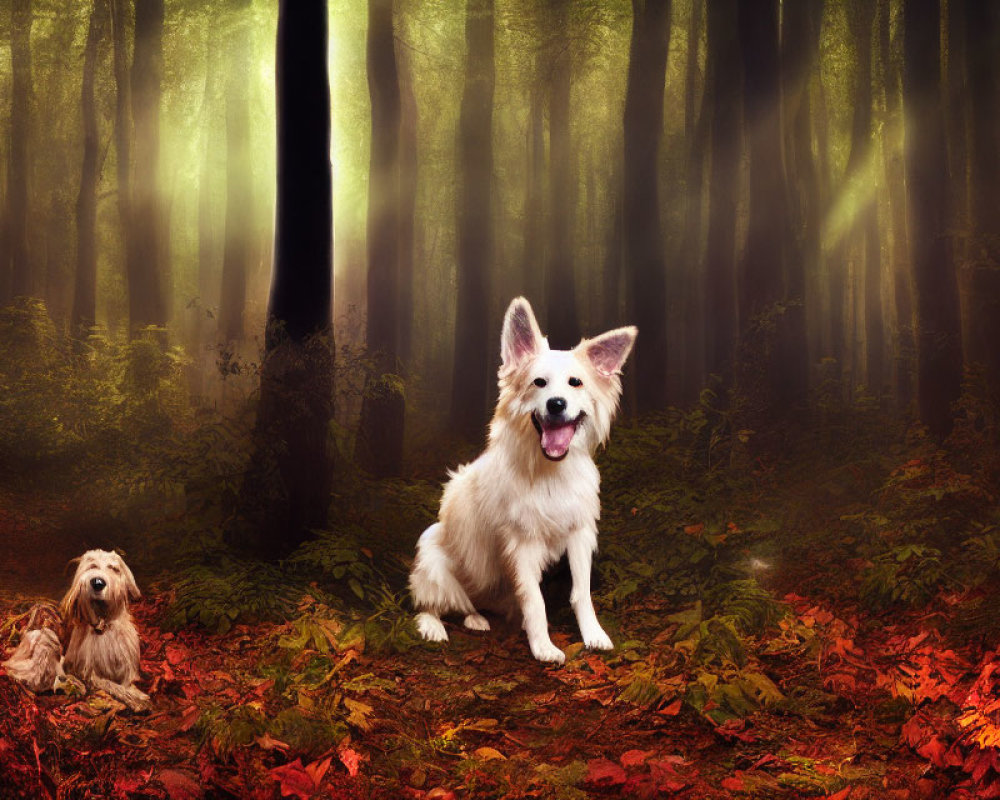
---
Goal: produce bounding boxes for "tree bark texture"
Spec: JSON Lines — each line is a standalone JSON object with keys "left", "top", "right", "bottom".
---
{"left": 450, "top": 0, "right": 495, "bottom": 438}
{"left": 8, "top": 0, "right": 33, "bottom": 301}
{"left": 545, "top": 0, "right": 579, "bottom": 350}
{"left": 903, "top": 0, "right": 963, "bottom": 438}
{"left": 963, "top": 0, "right": 1000, "bottom": 396}
{"left": 624, "top": 0, "right": 671, "bottom": 414}
{"left": 356, "top": 0, "right": 405, "bottom": 477}
{"left": 703, "top": 0, "right": 740, "bottom": 384}
{"left": 230, "top": 0, "right": 335, "bottom": 559}
{"left": 73, "top": 0, "right": 109, "bottom": 333}
{"left": 219, "top": 0, "right": 254, "bottom": 343}
{"left": 130, "top": 0, "right": 167, "bottom": 331}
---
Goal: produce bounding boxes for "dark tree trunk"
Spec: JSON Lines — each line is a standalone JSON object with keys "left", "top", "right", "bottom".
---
{"left": 879, "top": 0, "right": 914, "bottom": 411}
{"left": 7, "top": 0, "right": 33, "bottom": 301}
{"left": 450, "top": 0, "right": 495, "bottom": 439}
{"left": 945, "top": 0, "right": 968, "bottom": 267}
{"left": 624, "top": 0, "right": 671, "bottom": 414}
{"left": 903, "top": 0, "right": 963, "bottom": 438}
{"left": 545, "top": 0, "right": 579, "bottom": 349}
{"left": 356, "top": 0, "right": 405, "bottom": 477}
{"left": 218, "top": 0, "right": 253, "bottom": 344}
{"left": 780, "top": 0, "right": 823, "bottom": 406}
{"left": 228, "top": 0, "right": 335, "bottom": 558}
{"left": 737, "top": 0, "right": 795, "bottom": 417}
{"left": 964, "top": 0, "right": 1000, "bottom": 396}
{"left": 130, "top": 0, "right": 167, "bottom": 332}
{"left": 703, "top": 0, "right": 740, "bottom": 384}
{"left": 73, "top": 0, "right": 109, "bottom": 334}
{"left": 678, "top": 0, "right": 706, "bottom": 403}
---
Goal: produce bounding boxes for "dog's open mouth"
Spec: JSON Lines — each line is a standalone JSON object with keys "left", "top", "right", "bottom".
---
{"left": 532, "top": 413, "right": 583, "bottom": 460}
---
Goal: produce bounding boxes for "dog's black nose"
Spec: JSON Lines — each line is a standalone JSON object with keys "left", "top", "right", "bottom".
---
{"left": 546, "top": 397, "right": 567, "bottom": 416}
{"left": 90, "top": 577, "right": 106, "bottom": 592}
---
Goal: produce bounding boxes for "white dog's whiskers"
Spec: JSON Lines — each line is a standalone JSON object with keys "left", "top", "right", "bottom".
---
{"left": 60, "top": 549, "right": 150, "bottom": 711}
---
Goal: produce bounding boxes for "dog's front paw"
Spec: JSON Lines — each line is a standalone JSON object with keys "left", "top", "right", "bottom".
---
{"left": 530, "top": 639, "right": 566, "bottom": 664}
{"left": 582, "top": 627, "right": 614, "bottom": 651}
{"left": 128, "top": 688, "right": 152, "bottom": 713}
{"left": 415, "top": 612, "right": 449, "bottom": 642}
{"left": 463, "top": 613, "right": 490, "bottom": 631}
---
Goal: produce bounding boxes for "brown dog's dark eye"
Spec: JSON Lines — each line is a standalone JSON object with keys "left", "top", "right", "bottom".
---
{"left": 569, "top": 377, "right": 583, "bottom": 387}
{"left": 534, "top": 378, "right": 547, "bottom": 388}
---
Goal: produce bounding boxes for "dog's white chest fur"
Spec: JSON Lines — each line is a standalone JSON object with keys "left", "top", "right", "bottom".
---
{"left": 409, "top": 297, "right": 636, "bottom": 663}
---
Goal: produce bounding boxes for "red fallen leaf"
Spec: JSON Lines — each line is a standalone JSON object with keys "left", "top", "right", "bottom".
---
{"left": 178, "top": 705, "right": 201, "bottom": 732}
{"left": 270, "top": 759, "right": 316, "bottom": 800}
{"left": 339, "top": 747, "right": 364, "bottom": 778}
{"left": 658, "top": 698, "right": 683, "bottom": 716}
{"left": 825, "top": 789, "right": 851, "bottom": 800}
{"left": 721, "top": 774, "right": 745, "bottom": 791}
{"left": 684, "top": 523, "right": 704, "bottom": 535}
{"left": 305, "top": 756, "right": 333, "bottom": 786}
{"left": 620, "top": 749, "right": 653, "bottom": 769}
{"left": 586, "top": 758, "right": 627, "bottom": 786}
{"left": 157, "top": 768, "right": 204, "bottom": 800}
{"left": 165, "top": 644, "right": 189, "bottom": 667}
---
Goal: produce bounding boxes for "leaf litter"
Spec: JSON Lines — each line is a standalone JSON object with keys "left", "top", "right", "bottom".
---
{"left": 2, "top": 415, "right": 1000, "bottom": 797}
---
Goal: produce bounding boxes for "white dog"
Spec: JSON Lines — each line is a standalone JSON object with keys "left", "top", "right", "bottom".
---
{"left": 60, "top": 549, "right": 150, "bottom": 711}
{"left": 410, "top": 297, "right": 636, "bottom": 663}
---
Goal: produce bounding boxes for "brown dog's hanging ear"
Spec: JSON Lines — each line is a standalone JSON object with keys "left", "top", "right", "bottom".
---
{"left": 116, "top": 552, "right": 141, "bottom": 601}
{"left": 585, "top": 326, "right": 638, "bottom": 378}
{"left": 501, "top": 297, "right": 545, "bottom": 368}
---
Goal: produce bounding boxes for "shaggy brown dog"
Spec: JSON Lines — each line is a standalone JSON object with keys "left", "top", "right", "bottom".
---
{"left": 60, "top": 549, "right": 149, "bottom": 711}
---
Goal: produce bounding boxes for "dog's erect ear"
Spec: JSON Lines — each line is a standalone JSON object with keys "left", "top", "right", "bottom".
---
{"left": 584, "top": 326, "right": 638, "bottom": 378}
{"left": 501, "top": 297, "right": 544, "bottom": 368}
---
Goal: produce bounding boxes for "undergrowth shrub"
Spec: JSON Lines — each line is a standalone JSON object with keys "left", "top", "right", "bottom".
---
{"left": 0, "top": 299, "right": 189, "bottom": 477}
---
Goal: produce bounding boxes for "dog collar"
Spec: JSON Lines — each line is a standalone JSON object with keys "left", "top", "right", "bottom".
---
{"left": 90, "top": 618, "right": 108, "bottom": 635}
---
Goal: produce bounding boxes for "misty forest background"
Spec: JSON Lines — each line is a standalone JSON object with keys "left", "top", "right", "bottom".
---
{"left": 2, "top": 0, "right": 1000, "bottom": 796}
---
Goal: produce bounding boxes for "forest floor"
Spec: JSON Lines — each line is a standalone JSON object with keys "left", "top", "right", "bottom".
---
{"left": 2, "top": 406, "right": 1000, "bottom": 799}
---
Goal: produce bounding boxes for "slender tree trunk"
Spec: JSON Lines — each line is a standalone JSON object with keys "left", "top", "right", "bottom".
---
{"left": 229, "top": 0, "right": 335, "bottom": 558}
{"left": 678, "top": 0, "right": 706, "bottom": 403}
{"left": 130, "top": 0, "right": 167, "bottom": 332}
{"left": 781, "top": 0, "right": 823, "bottom": 406}
{"left": 356, "top": 0, "right": 405, "bottom": 476}
{"left": 397, "top": 40, "right": 418, "bottom": 368}
{"left": 624, "top": 0, "right": 671, "bottom": 414}
{"left": 703, "top": 0, "right": 740, "bottom": 385}
{"left": 879, "top": 0, "right": 914, "bottom": 411}
{"left": 602, "top": 154, "right": 623, "bottom": 330}
{"left": 73, "top": 0, "right": 109, "bottom": 333}
{"left": 964, "top": 0, "right": 1000, "bottom": 396}
{"left": 522, "top": 84, "right": 546, "bottom": 305}
{"left": 450, "top": 0, "right": 495, "bottom": 438}
{"left": 844, "top": 0, "right": 884, "bottom": 396}
{"left": 903, "top": 0, "right": 963, "bottom": 438}
{"left": 110, "top": 0, "right": 133, "bottom": 332}
{"left": 545, "top": 0, "right": 579, "bottom": 349}
{"left": 218, "top": 0, "right": 253, "bottom": 343}
{"left": 8, "top": 0, "right": 33, "bottom": 300}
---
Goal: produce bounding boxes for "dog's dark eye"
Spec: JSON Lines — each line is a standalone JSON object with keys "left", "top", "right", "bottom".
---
{"left": 569, "top": 377, "right": 583, "bottom": 388}
{"left": 533, "top": 378, "right": 547, "bottom": 388}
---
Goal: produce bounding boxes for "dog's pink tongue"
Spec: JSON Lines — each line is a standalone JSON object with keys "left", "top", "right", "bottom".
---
{"left": 541, "top": 422, "right": 575, "bottom": 458}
